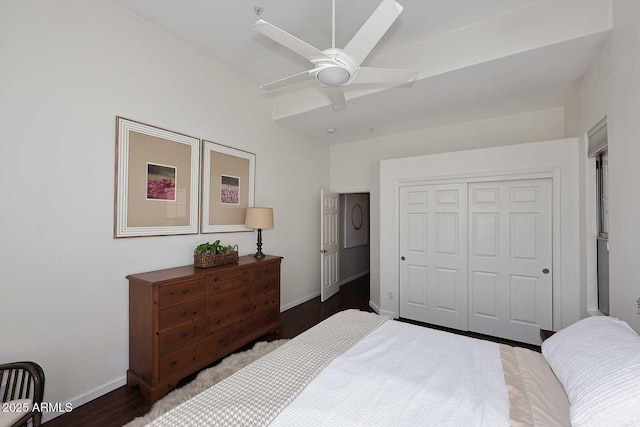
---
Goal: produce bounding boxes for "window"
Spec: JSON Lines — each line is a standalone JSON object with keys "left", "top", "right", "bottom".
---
{"left": 588, "top": 117, "right": 609, "bottom": 315}
{"left": 596, "top": 150, "right": 609, "bottom": 237}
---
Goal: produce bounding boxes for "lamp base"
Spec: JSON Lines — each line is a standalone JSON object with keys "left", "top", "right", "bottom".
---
{"left": 254, "top": 228, "right": 265, "bottom": 259}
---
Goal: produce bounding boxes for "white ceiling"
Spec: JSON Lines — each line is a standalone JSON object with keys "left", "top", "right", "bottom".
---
{"left": 114, "top": 0, "right": 611, "bottom": 144}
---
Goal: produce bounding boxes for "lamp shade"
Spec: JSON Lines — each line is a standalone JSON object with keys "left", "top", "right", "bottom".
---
{"left": 245, "top": 207, "right": 274, "bottom": 230}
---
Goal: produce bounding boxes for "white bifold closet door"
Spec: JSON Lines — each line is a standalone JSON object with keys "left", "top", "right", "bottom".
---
{"left": 399, "top": 178, "right": 552, "bottom": 345}
{"left": 399, "top": 184, "right": 468, "bottom": 331}
{"left": 468, "top": 179, "right": 552, "bottom": 344}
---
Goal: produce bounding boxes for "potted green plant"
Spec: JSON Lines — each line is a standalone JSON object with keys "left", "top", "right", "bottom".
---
{"left": 193, "top": 240, "right": 238, "bottom": 268}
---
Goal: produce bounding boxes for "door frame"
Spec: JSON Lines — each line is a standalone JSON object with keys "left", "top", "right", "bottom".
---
{"left": 394, "top": 166, "right": 562, "bottom": 331}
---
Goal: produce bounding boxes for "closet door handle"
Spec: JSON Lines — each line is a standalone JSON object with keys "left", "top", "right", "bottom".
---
{"left": 401, "top": 256, "right": 406, "bottom": 261}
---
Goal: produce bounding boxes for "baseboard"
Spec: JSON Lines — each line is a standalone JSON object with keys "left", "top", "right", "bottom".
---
{"left": 369, "top": 300, "right": 380, "bottom": 314}
{"left": 379, "top": 309, "right": 396, "bottom": 318}
{"left": 42, "top": 375, "right": 127, "bottom": 422}
{"left": 280, "top": 271, "right": 369, "bottom": 312}
{"left": 337, "top": 270, "right": 369, "bottom": 288}
{"left": 280, "top": 291, "right": 320, "bottom": 312}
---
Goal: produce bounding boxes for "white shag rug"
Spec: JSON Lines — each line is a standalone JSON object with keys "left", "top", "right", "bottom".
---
{"left": 125, "top": 339, "right": 289, "bottom": 427}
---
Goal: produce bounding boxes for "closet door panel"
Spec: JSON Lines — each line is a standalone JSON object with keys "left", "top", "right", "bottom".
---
{"left": 399, "top": 184, "right": 467, "bottom": 330}
{"left": 468, "top": 179, "right": 552, "bottom": 345}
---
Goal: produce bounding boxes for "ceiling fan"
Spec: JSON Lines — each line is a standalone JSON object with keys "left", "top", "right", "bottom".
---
{"left": 253, "top": 0, "right": 416, "bottom": 109}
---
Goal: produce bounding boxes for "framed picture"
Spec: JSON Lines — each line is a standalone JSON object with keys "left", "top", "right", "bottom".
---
{"left": 201, "top": 140, "right": 255, "bottom": 233}
{"left": 344, "top": 193, "right": 369, "bottom": 248}
{"left": 114, "top": 117, "right": 200, "bottom": 238}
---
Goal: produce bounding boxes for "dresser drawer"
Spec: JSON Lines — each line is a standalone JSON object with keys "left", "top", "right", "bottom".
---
{"left": 158, "top": 317, "right": 206, "bottom": 356}
{"left": 209, "top": 284, "right": 250, "bottom": 311}
{"left": 208, "top": 302, "right": 252, "bottom": 332}
{"left": 253, "top": 262, "right": 280, "bottom": 280}
{"left": 254, "top": 292, "right": 279, "bottom": 313}
{"left": 158, "top": 298, "right": 206, "bottom": 331}
{"left": 158, "top": 278, "right": 205, "bottom": 309}
{"left": 159, "top": 343, "right": 196, "bottom": 379}
{"left": 232, "top": 317, "right": 254, "bottom": 343}
{"left": 253, "top": 307, "right": 279, "bottom": 329}
{"left": 253, "top": 276, "right": 278, "bottom": 297}
{"left": 195, "top": 327, "right": 232, "bottom": 360}
{"left": 158, "top": 327, "right": 231, "bottom": 380}
{"left": 208, "top": 277, "right": 251, "bottom": 294}
{"left": 208, "top": 267, "right": 251, "bottom": 285}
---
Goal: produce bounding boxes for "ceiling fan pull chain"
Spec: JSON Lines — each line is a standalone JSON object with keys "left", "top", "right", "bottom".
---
{"left": 332, "top": 0, "right": 336, "bottom": 49}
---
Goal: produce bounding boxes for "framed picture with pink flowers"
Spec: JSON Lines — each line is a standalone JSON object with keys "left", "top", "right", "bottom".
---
{"left": 201, "top": 140, "right": 255, "bottom": 233}
{"left": 114, "top": 117, "right": 200, "bottom": 238}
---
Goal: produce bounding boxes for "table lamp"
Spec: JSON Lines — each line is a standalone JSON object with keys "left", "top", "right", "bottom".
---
{"left": 245, "top": 207, "right": 274, "bottom": 259}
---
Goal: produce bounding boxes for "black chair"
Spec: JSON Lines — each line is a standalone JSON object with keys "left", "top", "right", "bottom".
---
{"left": 0, "top": 362, "right": 45, "bottom": 427}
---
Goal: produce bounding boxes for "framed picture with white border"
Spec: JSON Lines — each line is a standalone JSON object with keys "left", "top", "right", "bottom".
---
{"left": 114, "top": 117, "right": 200, "bottom": 238}
{"left": 201, "top": 140, "right": 255, "bottom": 233}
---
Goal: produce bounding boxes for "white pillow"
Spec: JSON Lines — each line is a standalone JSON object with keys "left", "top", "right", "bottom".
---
{"left": 542, "top": 316, "right": 640, "bottom": 427}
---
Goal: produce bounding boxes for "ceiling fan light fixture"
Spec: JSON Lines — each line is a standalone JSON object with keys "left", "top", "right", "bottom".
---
{"left": 317, "top": 67, "right": 350, "bottom": 86}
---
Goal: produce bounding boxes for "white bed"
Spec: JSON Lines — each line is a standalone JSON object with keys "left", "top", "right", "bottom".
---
{"left": 148, "top": 310, "right": 640, "bottom": 427}
{"left": 271, "top": 319, "right": 512, "bottom": 426}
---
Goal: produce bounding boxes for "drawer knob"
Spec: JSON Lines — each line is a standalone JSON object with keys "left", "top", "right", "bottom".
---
{"left": 180, "top": 332, "right": 189, "bottom": 339}
{"left": 214, "top": 300, "right": 221, "bottom": 306}
{"left": 243, "top": 308, "right": 250, "bottom": 313}
{"left": 242, "top": 292, "right": 248, "bottom": 297}
{"left": 263, "top": 285, "right": 269, "bottom": 289}
{"left": 217, "top": 338, "right": 225, "bottom": 344}
{"left": 181, "top": 289, "right": 189, "bottom": 295}
{"left": 180, "top": 311, "right": 188, "bottom": 317}
{"left": 169, "top": 360, "right": 177, "bottom": 367}
{"left": 215, "top": 319, "right": 221, "bottom": 325}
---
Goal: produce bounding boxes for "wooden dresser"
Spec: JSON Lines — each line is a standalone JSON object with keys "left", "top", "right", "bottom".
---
{"left": 127, "top": 255, "right": 282, "bottom": 402}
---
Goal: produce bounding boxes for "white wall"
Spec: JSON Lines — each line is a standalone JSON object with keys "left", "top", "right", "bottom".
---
{"left": 378, "top": 139, "right": 581, "bottom": 330}
{"left": 564, "top": 37, "right": 611, "bottom": 317}
{"left": 330, "top": 107, "right": 565, "bottom": 192}
{"left": 563, "top": 0, "right": 640, "bottom": 332}
{"left": 0, "top": 0, "right": 327, "bottom": 418}
{"left": 330, "top": 107, "right": 566, "bottom": 312}
{"left": 608, "top": 0, "right": 640, "bottom": 332}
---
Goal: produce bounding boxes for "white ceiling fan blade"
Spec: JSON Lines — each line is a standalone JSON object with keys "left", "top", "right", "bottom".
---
{"left": 261, "top": 70, "right": 312, "bottom": 91}
{"left": 253, "top": 19, "right": 329, "bottom": 62}
{"left": 352, "top": 67, "right": 417, "bottom": 84}
{"left": 322, "top": 86, "right": 346, "bottom": 109}
{"left": 343, "top": 0, "right": 403, "bottom": 66}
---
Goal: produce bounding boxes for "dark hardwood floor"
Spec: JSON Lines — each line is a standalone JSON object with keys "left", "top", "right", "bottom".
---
{"left": 44, "top": 274, "right": 538, "bottom": 426}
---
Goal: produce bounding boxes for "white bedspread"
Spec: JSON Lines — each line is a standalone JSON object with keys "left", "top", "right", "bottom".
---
{"left": 271, "top": 319, "right": 510, "bottom": 427}
{"left": 149, "top": 310, "right": 388, "bottom": 426}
